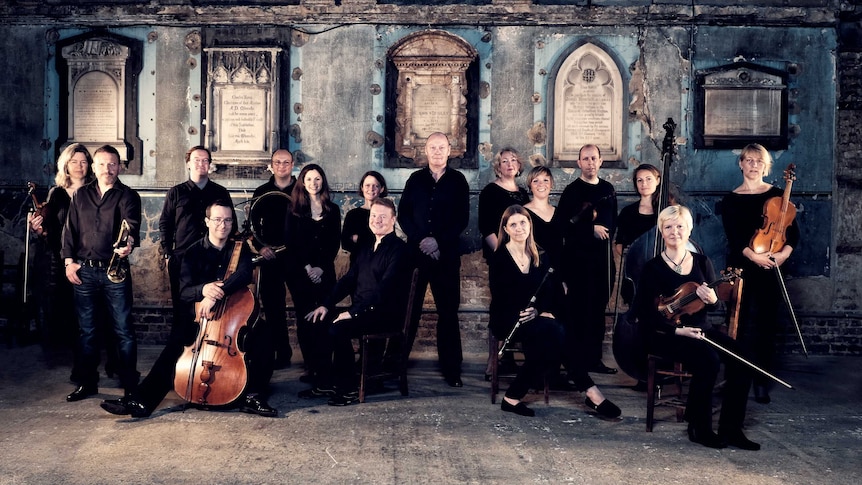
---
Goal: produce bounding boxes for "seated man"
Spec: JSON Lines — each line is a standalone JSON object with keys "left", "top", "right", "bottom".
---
{"left": 303, "top": 197, "right": 409, "bottom": 406}
{"left": 100, "top": 200, "right": 277, "bottom": 418}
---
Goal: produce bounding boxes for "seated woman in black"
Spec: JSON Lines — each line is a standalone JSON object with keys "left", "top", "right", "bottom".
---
{"left": 633, "top": 205, "right": 759, "bottom": 450}
{"left": 489, "top": 205, "right": 620, "bottom": 418}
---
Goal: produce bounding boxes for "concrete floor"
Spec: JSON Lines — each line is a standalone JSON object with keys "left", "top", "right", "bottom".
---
{"left": 0, "top": 343, "right": 860, "bottom": 485}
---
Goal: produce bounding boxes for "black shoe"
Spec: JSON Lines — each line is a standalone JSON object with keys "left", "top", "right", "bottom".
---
{"left": 327, "top": 390, "right": 359, "bottom": 407}
{"left": 631, "top": 381, "right": 648, "bottom": 392}
{"left": 240, "top": 395, "right": 278, "bottom": 417}
{"left": 584, "top": 397, "right": 622, "bottom": 419}
{"left": 66, "top": 385, "right": 98, "bottom": 402}
{"left": 720, "top": 429, "right": 761, "bottom": 451}
{"left": 100, "top": 396, "right": 151, "bottom": 418}
{"left": 754, "top": 385, "right": 771, "bottom": 404}
{"left": 297, "top": 386, "right": 336, "bottom": 399}
{"left": 501, "top": 399, "right": 535, "bottom": 417}
{"left": 298, "top": 373, "right": 314, "bottom": 384}
{"left": 588, "top": 362, "right": 618, "bottom": 374}
{"left": 688, "top": 425, "right": 727, "bottom": 449}
{"left": 444, "top": 376, "right": 463, "bottom": 388}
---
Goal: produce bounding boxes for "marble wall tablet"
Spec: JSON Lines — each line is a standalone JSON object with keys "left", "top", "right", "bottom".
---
{"left": 552, "top": 43, "right": 623, "bottom": 165}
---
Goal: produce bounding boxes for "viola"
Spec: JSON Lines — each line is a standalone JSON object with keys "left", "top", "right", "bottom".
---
{"left": 750, "top": 164, "right": 797, "bottom": 255}
{"left": 657, "top": 268, "right": 742, "bottom": 324}
{"left": 174, "top": 240, "right": 257, "bottom": 407}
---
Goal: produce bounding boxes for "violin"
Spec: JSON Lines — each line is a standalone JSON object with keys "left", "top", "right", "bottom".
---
{"left": 750, "top": 164, "right": 797, "bottom": 255}
{"left": 27, "top": 182, "right": 46, "bottom": 218}
{"left": 174, "top": 240, "right": 257, "bottom": 407}
{"left": 657, "top": 268, "right": 742, "bottom": 323}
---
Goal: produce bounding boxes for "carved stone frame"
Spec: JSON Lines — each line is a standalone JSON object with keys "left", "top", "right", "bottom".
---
{"left": 387, "top": 30, "right": 478, "bottom": 168}
{"left": 55, "top": 32, "right": 143, "bottom": 173}
{"left": 203, "top": 47, "right": 283, "bottom": 167}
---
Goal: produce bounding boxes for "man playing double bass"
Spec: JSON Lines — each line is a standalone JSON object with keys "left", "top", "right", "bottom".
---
{"left": 101, "top": 200, "right": 277, "bottom": 418}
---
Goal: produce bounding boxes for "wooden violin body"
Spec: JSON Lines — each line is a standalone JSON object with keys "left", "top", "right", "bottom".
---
{"left": 27, "top": 182, "right": 46, "bottom": 218}
{"left": 750, "top": 164, "right": 797, "bottom": 254}
{"left": 657, "top": 268, "right": 742, "bottom": 324}
{"left": 174, "top": 241, "right": 257, "bottom": 407}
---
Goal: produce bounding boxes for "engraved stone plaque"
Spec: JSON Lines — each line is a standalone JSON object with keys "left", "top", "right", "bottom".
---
{"left": 389, "top": 30, "right": 477, "bottom": 166}
{"left": 204, "top": 47, "right": 282, "bottom": 165}
{"left": 696, "top": 63, "right": 788, "bottom": 149}
{"left": 552, "top": 43, "right": 623, "bottom": 165}
{"left": 61, "top": 38, "right": 131, "bottom": 161}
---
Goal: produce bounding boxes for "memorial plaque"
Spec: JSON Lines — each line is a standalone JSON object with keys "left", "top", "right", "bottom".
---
{"left": 60, "top": 35, "right": 136, "bottom": 163}
{"left": 388, "top": 30, "right": 477, "bottom": 166}
{"left": 695, "top": 62, "right": 788, "bottom": 149}
{"left": 73, "top": 71, "right": 119, "bottom": 142}
{"left": 204, "top": 47, "right": 282, "bottom": 165}
{"left": 412, "top": 84, "right": 451, "bottom": 138}
{"left": 219, "top": 87, "right": 267, "bottom": 152}
{"left": 552, "top": 44, "right": 623, "bottom": 166}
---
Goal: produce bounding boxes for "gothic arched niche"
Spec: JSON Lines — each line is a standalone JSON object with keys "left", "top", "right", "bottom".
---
{"left": 385, "top": 30, "right": 478, "bottom": 168}
{"left": 549, "top": 42, "right": 623, "bottom": 167}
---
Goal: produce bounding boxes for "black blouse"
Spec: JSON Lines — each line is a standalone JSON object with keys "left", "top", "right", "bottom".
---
{"left": 488, "top": 249, "right": 563, "bottom": 340}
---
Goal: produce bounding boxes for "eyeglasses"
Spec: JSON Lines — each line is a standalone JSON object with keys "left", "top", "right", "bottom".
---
{"left": 208, "top": 217, "right": 233, "bottom": 226}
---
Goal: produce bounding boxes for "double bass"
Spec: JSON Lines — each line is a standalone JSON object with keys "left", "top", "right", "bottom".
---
{"left": 174, "top": 240, "right": 258, "bottom": 406}
{"left": 611, "top": 118, "right": 681, "bottom": 383}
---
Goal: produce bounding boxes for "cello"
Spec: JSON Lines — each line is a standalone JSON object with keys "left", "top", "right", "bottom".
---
{"left": 611, "top": 118, "right": 679, "bottom": 383}
{"left": 174, "top": 239, "right": 258, "bottom": 406}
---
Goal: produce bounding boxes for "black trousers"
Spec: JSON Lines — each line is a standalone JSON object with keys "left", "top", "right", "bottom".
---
{"left": 503, "top": 317, "right": 564, "bottom": 400}
{"left": 311, "top": 310, "right": 395, "bottom": 391}
{"left": 257, "top": 257, "right": 293, "bottom": 360}
{"left": 404, "top": 255, "right": 463, "bottom": 378}
{"left": 651, "top": 329, "right": 752, "bottom": 433}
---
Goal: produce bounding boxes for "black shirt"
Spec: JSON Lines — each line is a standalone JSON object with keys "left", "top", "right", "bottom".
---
{"left": 324, "top": 232, "right": 408, "bottom": 322}
{"left": 488, "top": 250, "right": 562, "bottom": 340}
{"left": 179, "top": 236, "right": 253, "bottom": 312}
{"left": 62, "top": 179, "right": 141, "bottom": 261}
{"left": 398, "top": 167, "right": 470, "bottom": 261}
{"left": 159, "top": 179, "right": 233, "bottom": 257}
{"left": 341, "top": 207, "right": 373, "bottom": 260}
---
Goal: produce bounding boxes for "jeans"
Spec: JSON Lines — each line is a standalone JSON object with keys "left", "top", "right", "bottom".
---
{"left": 71, "top": 265, "right": 139, "bottom": 392}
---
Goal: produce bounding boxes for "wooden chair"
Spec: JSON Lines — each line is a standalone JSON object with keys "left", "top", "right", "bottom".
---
{"left": 645, "top": 277, "right": 743, "bottom": 432}
{"left": 488, "top": 330, "right": 550, "bottom": 405}
{"left": 358, "top": 268, "right": 419, "bottom": 403}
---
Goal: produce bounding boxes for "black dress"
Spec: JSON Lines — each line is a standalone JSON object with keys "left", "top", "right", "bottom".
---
{"left": 478, "top": 182, "right": 529, "bottom": 260}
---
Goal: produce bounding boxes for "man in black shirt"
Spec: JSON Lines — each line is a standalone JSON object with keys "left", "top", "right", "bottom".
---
{"left": 397, "top": 132, "right": 470, "bottom": 387}
{"left": 100, "top": 200, "right": 277, "bottom": 418}
{"left": 159, "top": 146, "right": 234, "bottom": 334}
{"left": 62, "top": 145, "right": 141, "bottom": 402}
{"left": 250, "top": 148, "right": 296, "bottom": 368}
{"left": 305, "top": 197, "right": 408, "bottom": 405}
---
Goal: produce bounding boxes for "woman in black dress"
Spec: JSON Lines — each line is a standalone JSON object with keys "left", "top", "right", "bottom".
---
{"left": 341, "top": 171, "right": 387, "bottom": 263}
{"left": 523, "top": 166, "right": 562, "bottom": 269}
{"left": 634, "top": 205, "right": 759, "bottom": 450}
{"left": 286, "top": 164, "right": 341, "bottom": 385}
{"left": 490, "top": 205, "right": 620, "bottom": 418}
{"left": 614, "top": 163, "right": 661, "bottom": 258}
{"left": 721, "top": 143, "right": 799, "bottom": 404}
{"left": 478, "top": 147, "right": 529, "bottom": 261}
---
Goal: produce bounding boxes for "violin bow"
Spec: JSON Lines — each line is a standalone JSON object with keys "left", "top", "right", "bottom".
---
{"left": 699, "top": 334, "right": 794, "bottom": 389}
{"left": 770, "top": 259, "right": 809, "bottom": 357}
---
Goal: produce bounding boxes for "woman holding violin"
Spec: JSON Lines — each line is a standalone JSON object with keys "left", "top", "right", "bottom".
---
{"left": 490, "top": 205, "right": 620, "bottom": 418}
{"left": 721, "top": 144, "right": 799, "bottom": 404}
{"left": 634, "top": 205, "right": 759, "bottom": 450}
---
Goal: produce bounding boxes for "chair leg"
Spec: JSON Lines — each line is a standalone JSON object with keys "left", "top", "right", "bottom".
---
{"left": 490, "top": 335, "right": 499, "bottom": 404}
{"left": 359, "top": 339, "right": 369, "bottom": 403}
{"left": 674, "top": 363, "right": 685, "bottom": 422}
{"left": 543, "top": 374, "right": 549, "bottom": 404}
{"left": 646, "top": 356, "right": 657, "bottom": 432}
{"left": 398, "top": 337, "right": 409, "bottom": 396}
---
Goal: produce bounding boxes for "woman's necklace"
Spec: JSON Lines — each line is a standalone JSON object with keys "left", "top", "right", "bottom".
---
{"left": 507, "top": 245, "right": 531, "bottom": 272}
{"left": 663, "top": 250, "right": 687, "bottom": 274}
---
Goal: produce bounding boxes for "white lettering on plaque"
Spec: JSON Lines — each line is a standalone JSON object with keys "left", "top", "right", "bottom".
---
{"left": 73, "top": 71, "right": 119, "bottom": 142}
{"left": 412, "top": 84, "right": 451, "bottom": 139}
{"left": 220, "top": 88, "right": 266, "bottom": 152}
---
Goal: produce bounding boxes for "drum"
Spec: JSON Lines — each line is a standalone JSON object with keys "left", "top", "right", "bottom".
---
{"left": 249, "top": 191, "right": 291, "bottom": 248}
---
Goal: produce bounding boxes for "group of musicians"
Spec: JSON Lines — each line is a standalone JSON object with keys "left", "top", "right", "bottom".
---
{"left": 30, "top": 135, "right": 795, "bottom": 450}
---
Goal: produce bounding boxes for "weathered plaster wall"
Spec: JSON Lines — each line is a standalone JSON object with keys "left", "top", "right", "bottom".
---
{"left": 0, "top": 1, "right": 858, "bottom": 355}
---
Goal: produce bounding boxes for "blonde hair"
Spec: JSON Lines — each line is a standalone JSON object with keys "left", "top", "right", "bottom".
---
{"left": 656, "top": 205, "right": 693, "bottom": 232}
{"left": 492, "top": 147, "right": 522, "bottom": 178}
{"left": 55, "top": 143, "right": 94, "bottom": 188}
{"left": 738, "top": 143, "right": 774, "bottom": 177}
{"left": 496, "top": 204, "right": 540, "bottom": 268}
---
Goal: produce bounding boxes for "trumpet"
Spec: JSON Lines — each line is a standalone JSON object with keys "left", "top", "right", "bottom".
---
{"left": 107, "top": 219, "right": 132, "bottom": 283}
